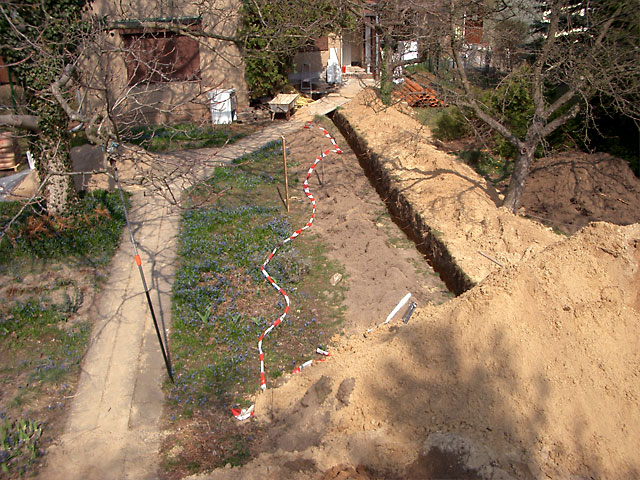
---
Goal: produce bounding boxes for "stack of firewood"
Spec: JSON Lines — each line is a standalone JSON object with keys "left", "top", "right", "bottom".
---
{"left": 393, "top": 78, "right": 445, "bottom": 108}
{"left": 0, "top": 131, "right": 19, "bottom": 171}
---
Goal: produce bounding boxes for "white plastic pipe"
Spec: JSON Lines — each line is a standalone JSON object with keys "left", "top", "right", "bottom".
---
{"left": 383, "top": 292, "right": 412, "bottom": 325}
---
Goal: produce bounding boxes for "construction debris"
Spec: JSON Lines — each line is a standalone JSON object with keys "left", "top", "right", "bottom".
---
{"left": 393, "top": 77, "right": 445, "bottom": 108}
{"left": 295, "top": 94, "right": 314, "bottom": 108}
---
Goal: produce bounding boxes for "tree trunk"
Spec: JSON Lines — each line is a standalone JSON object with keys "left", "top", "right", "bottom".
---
{"left": 42, "top": 145, "right": 75, "bottom": 216}
{"left": 29, "top": 99, "right": 77, "bottom": 215}
{"left": 380, "top": 41, "right": 394, "bottom": 105}
{"left": 503, "top": 145, "right": 536, "bottom": 213}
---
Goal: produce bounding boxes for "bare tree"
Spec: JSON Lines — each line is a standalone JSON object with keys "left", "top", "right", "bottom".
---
{"left": 366, "top": 0, "right": 639, "bottom": 213}
{"left": 0, "top": 0, "right": 350, "bottom": 220}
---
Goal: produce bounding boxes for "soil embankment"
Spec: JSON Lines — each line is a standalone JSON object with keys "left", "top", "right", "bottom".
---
{"left": 331, "top": 109, "right": 473, "bottom": 295}
{"left": 334, "top": 90, "right": 559, "bottom": 286}
{"left": 190, "top": 90, "right": 640, "bottom": 480}
{"left": 520, "top": 151, "right": 640, "bottom": 234}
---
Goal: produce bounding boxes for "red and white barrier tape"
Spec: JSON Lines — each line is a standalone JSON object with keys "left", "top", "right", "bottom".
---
{"left": 231, "top": 405, "right": 254, "bottom": 421}
{"left": 291, "top": 347, "right": 331, "bottom": 374}
{"left": 258, "top": 121, "right": 342, "bottom": 391}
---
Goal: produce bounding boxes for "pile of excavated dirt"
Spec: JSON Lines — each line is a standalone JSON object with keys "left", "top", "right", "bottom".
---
{"left": 334, "top": 89, "right": 559, "bottom": 285}
{"left": 193, "top": 221, "right": 640, "bottom": 480}
{"left": 187, "top": 90, "right": 640, "bottom": 480}
{"left": 519, "top": 151, "right": 640, "bottom": 234}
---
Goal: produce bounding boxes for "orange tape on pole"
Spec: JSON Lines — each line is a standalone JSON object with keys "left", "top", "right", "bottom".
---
{"left": 135, "top": 254, "right": 142, "bottom": 266}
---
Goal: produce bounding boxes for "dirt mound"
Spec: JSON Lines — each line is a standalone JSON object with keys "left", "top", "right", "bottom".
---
{"left": 236, "top": 222, "right": 639, "bottom": 479}
{"left": 520, "top": 151, "right": 640, "bottom": 234}
{"left": 334, "top": 89, "right": 559, "bottom": 285}
{"left": 186, "top": 91, "right": 640, "bottom": 480}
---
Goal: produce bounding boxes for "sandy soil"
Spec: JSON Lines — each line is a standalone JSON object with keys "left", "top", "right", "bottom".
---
{"left": 284, "top": 123, "right": 450, "bottom": 334}
{"left": 187, "top": 90, "right": 640, "bottom": 479}
{"left": 519, "top": 151, "right": 640, "bottom": 234}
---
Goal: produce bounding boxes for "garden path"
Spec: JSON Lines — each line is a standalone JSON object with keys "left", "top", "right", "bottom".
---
{"left": 39, "top": 80, "right": 368, "bottom": 479}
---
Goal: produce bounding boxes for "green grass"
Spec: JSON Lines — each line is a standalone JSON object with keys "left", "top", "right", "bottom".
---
{"left": 0, "top": 291, "right": 96, "bottom": 476}
{"left": 171, "top": 142, "right": 346, "bottom": 408}
{"left": 122, "top": 123, "right": 248, "bottom": 152}
{"left": 0, "top": 190, "right": 127, "bottom": 267}
{"left": 414, "top": 106, "right": 449, "bottom": 133}
{"left": 165, "top": 142, "right": 347, "bottom": 475}
{"left": 0, "top": 189, "right": 126, "bottom": 477}
{"left": 0, "top": 418, "right": 42, "bottom": 475}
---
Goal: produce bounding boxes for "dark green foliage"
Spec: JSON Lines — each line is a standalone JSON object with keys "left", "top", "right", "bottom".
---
{"left": 240, "top": 0, "right": 352, "bottom": 98}
{"left": 485, "top": 69, "right": 535, "bottom": 159}
{"left": 379, "top": 45, "right": 393, "bottom": 106}
{"left": 241, "top": 0, "right": 304, "bottom": 98}
{"left": 457, "top": 149, "right": 512, "bottom": 183}
{"left": 551, "top": 101, "right": 640, "bottom": 176}
{"left": 0, "top": 190, "right": 127, "bottom": 266}
{"left": 433, "top": 106, "right": 472, "bottom": 141}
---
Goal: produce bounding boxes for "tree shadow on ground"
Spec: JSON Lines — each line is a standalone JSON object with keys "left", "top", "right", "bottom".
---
{"left": 364, "top": 312, "right": 639, "bottom": 479}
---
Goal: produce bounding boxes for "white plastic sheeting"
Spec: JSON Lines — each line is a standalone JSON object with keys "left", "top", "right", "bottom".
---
{"left": 326, "top": 47, "right": 342, "bottom": 84}
{"left": 209, "top": 89, "right": 237, "bottom": 124}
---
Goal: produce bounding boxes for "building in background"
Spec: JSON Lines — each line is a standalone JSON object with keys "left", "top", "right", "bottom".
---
{"left": 86, "top": 0, "right": 248, "bottom": 124}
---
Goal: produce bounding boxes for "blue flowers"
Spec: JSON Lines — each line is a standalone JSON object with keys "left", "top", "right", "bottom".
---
{"left": 168, "top": 141, "right": 341, "bottom": 420}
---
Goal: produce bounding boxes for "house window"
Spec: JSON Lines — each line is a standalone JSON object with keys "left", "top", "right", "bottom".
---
{"left": 121, "top": 28, "right": 201, "bottom": 85}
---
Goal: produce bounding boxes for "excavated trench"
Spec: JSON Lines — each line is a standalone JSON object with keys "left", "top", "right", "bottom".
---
{"left": 330, "top": 110, "right": 474, "bottom": 296}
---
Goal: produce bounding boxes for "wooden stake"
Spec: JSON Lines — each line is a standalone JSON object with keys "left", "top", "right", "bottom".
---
{"left": 478, "top": 251, "right": 503, "bottom": 267}
{"left": 282, "top": 136, "right": 290, "bottom": 213}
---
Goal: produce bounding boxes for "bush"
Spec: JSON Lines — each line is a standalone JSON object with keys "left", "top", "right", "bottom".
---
{"left": 0, "top": 190, "right": 126, "bottom": 266}
{"left": 458, "top": 149, "right": 512, "bottom": 181}
{"left": 243, "top": 51, "right": 291, "bottom": 99}
{"left": 433, "top": 106, "right": 472, "bottom": 141}
{"left": 485, "top": 69, "right": 535, "bottom": 158}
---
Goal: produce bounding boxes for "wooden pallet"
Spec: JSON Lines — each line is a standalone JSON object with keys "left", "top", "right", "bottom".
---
{"left": 393, "top": 78, "right": 445, "bottom": 108}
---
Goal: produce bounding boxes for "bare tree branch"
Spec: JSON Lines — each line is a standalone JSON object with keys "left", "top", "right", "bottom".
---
{"left": 0, "top": 114, "right": 40, "bottom": 132}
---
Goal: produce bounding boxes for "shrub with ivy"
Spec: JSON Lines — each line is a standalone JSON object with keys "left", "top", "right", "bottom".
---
{"left": 0, "top": 0, "right": 91, "bottom": 214}
{"left": 0, "top": 190, "right": 127, "bottom": 266}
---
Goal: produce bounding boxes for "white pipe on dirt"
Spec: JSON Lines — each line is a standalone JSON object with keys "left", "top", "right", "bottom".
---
{"left": 365, "top": 292, "right": 412, "bottom": 335}
{"left": 383, "top": 292, "right": 412, "bottom": 325}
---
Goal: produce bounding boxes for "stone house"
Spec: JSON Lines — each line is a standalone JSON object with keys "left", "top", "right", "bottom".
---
{"left": 87, "top": 0, "right": 248, "bottom": 124}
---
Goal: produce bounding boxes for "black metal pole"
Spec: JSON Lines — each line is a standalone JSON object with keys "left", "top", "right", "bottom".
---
{"left": 109, "top": 154, "right": 174, "bottom": 383}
